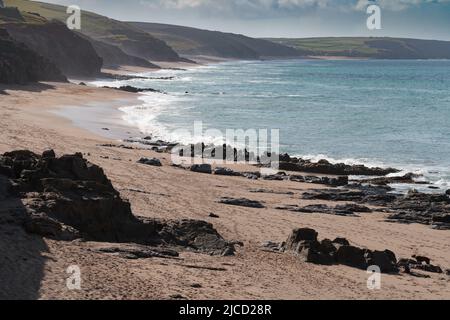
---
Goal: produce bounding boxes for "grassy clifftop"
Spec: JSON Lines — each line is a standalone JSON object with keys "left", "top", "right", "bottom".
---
{"left": 266, "top": 37, "right": 450, "bottom": 59}
{"left": 4, "top": 0, "right": 185, "bottom": 62}
{"left": 130, "top": 22, "right": 305, "bottom": 60}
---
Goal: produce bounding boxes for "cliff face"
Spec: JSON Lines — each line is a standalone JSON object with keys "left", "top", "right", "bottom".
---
{"left": 130, "top": 22, "right": 303, "bottom": 60}
{"left": 267, "top": 37, "right": 450, "bottom": 60}
{"left": 6, "top": 0, "right": 187, "bottom": 63}
{"left": 0, "top": 28, "right": 66, "bottom": 84}
{"left": 86, "top": 37, "right": 159, "bottom": 69}
{"left": 4, "top": 21, "right": 103, "bottom": 77}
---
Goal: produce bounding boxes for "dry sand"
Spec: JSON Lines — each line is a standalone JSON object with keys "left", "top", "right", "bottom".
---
{"left": 0, "top": 81, "right": 448, "bottom": 300}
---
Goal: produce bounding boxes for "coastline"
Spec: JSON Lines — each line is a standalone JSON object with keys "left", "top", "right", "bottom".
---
{"left": 75, "top": 61, "right": 449, "bottom": 194}
{"left": 0, "top": 78, "right": 449, "bottom": 300}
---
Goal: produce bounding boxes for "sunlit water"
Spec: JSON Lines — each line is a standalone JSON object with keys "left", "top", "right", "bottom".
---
{"left": 91, "top": 59, "right": 450, "bottom": 192}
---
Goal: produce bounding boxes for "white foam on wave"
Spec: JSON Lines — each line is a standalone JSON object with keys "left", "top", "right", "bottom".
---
{"left": 294, "top": 153, "right": 450, "bottom": 192}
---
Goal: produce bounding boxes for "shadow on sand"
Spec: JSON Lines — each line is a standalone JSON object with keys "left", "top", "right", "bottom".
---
{"left": 0, "top": 175, "right": 48, "bottom": 300}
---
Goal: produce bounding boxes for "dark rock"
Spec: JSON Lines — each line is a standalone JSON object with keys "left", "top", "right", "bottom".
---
{"left": 219, "top": 197, "right": 265, "bottom": 209}
{"left": 413, "top": 255, "right": 431, "bottom": 265}
{"left": 250, "top": 189, "right": 294, "bottom": 196}
{"left": 368, "top": 250, "right": 399, "bottom": 273}
{"left": 1, "top": 150, "right": 235, "bottom": 255}
{"left": 209, "top": 213, "right": 220, "bottom": 218}
{"left": 214, "top": 167, "right": 240, "bottom": 176}
{"left": 333, "top": 238, "right": 350, "bottom": 246}
{"left": 103, "top": 85, "right": 163, "bottom": 94}
{"left": 358, "top": 173, "right": 420, "bottom": 186}
{"left": 302, "top": 189, "right": 367, "bottom": 202}
{"left": 240, "top": 172, "right": 260, "bottom": 180}
{"left": 414, "top": 264, "right": 443, "bottom": 274}
{"left": 0, "top": 27, "right": 67, "bottom": 84}
{"left": 261, "top": 241, "right": 284, "bottom": 252}
{"left": 4, "top": 20, "right": 102, "bottom": 77}
{"left": 24, "top": 213, "right": 80, "bottom": 241}
{"left": 283, "top": 229, "right": 336, "bottom": 265}
{"left": 446, "top": 190, "right": 450, "bottom": 196}
{"left": 0, "top": 175, "right": 11, "bottom": 201}
{"left": 278, "top": 160, "right": 399, "bottom": 176}
{"left": 276, "top": 203, "right": 368, "bottom": 217}
{"left": 335, "top": 204, "right": 372, "bottom": 213}
{"left": 398, "top": 256, "right": 443, "bottom": 274}
{"left": 263, "top": 173, "right": 288, "bottom": 181}
{"left": 387, "top": 190, "right": 450, "bottom": 229}
{"left": 190, "top": 164, "right": 212, "bottom": 174}
{"left": 96, "top": 244, "right": 179, "bottom": 259}
{"left": 335, "top": 245, "right": 370, "bottom": 270}
{"left": 41, "top": 149, "right": 56, "bottom": 159}
{"left": 284, "top": 228, "right": 318, "bottom": 249}
{"left": 138, "top": 157, "right": 162, "bottom": 167}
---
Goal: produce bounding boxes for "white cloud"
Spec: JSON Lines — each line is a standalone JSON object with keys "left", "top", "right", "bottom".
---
{"left": 143, "top": 0, "right": 450, "bottom": 12}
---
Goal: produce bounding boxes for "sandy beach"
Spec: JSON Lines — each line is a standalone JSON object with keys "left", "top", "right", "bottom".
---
{"left": 0, "top": 80, "right": 449, "bottom": 300}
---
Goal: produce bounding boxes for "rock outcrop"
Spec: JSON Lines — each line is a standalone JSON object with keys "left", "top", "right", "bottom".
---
{"left": 219, "top": 197, "right": 265, "bottom": 209}
{"left": 4, "top": 21, "right": 103, "bottom": 77}
{"left": 267, "top": 228, "right": 399, "bottom": 273}
{"left": 300, "top": 186, "right": 450, "bottom": 230}
{"left": 276, "top": 203, "right": 371, "bottom": 217}
{"left": 278, "top": 159, "right": 399, "bottom": 176}
{"left": 0, "top": 150, "right": 235, "bottom": 255}
{"left": 0, "top": 28, "right": 66, "bottom": 84}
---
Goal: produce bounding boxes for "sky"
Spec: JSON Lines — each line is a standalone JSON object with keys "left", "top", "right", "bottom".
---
{"left": 37, "top": 0, "right": 450, "bottom": 40}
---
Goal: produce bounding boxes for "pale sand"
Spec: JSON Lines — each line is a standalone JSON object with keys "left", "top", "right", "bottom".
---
{"left": 0, "top": 82, "right": 449, "bottom": 300}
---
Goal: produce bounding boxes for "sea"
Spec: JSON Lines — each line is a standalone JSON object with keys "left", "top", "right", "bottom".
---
{"left": 90, "top": 59, "right": 450, "bottom": 192}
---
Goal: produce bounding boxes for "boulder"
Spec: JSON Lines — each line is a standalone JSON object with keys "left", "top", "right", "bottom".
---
{"left": 332, "top": 238, "right": 350, "bottom": 246}
{"left": 42, "top": 149, "right": 56, "bottom": 159}
{"left": 283, "top": 229, "right": 336, "bottom": 265}
{"left": 284, "top": 228, "right": 318, "bottom": 251}
{"left": 138, "top": 157, "right": 162, "bottom": 167}
{"left": 219, "top": 197, "right": 265, "bottom": 209}
{"left": 335, "top": 245, "right": 370, "bottom": 270}
{"left": 368, "top": 250, "right": 398, "bottom": 273}
{"left": 190, "top": 164, "right": 212, "bottom": 174}
{"left": 214, "top": 167, "right": 239, "bottom": 176}
{"left": 277, "top": 228, "right": 399, "bottom": 273}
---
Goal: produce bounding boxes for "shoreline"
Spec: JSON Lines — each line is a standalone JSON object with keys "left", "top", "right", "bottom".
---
{"left": 0, "top": 80, "right": 449, "bottom": 300}
{"left": 66, "top": 63, "right": 449, "bottom": 195}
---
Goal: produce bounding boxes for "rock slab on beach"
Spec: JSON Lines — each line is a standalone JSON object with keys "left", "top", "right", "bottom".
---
{"left": 0, "top": 150, "right": 235, "bottom": 256}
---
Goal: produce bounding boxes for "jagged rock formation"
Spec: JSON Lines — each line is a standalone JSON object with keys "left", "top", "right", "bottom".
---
{"left": 3, "top": 20, "right": 102, "bottom": 77}
{"left": 265, "top": 228, "right": 399, "bottom": 273}
{"left": 278, "top": 158, "right": 399, "bottom": 176}
{"left": 301, "top": 186, "right": 450, "bottom": 230}
{"left": 0, "top": 150, "right": 235, "bottom": 255}
{"left": 0, "top": 28, "right": 66, "bottom": 84}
